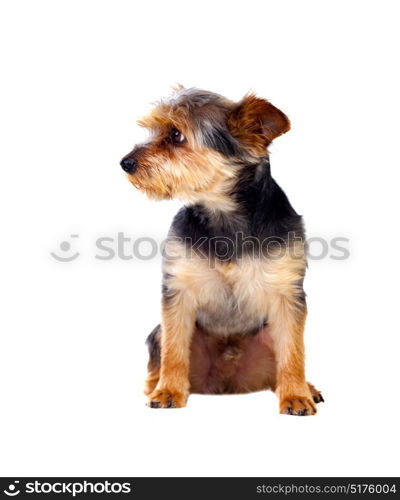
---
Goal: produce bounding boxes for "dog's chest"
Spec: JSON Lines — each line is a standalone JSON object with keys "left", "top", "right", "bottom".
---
{"left": 164, "top": 238, "right": 305, "bottom": 336}
{"left": 165, "top": 249, "right": 274, "bottom": 336}
{"left": 195, "top": 259, "right": 271, "bottom": 335}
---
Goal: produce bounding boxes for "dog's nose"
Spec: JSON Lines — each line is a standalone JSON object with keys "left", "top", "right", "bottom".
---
{"left": 120, "top": 157, "right": 137, "bottom": 174}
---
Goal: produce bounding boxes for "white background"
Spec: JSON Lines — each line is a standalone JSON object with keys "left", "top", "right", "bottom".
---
{"left": 1, "top": 0, "right": 399, "bottom": 477}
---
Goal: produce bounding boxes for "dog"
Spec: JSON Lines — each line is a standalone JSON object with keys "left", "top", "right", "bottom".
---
{"left": 120, "top": 87, "right": 323, "bottom": 415}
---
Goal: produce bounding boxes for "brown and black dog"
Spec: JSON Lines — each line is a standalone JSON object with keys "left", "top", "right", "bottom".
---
{"left": 121, "top": 87, "right": 323, "bottom": 415}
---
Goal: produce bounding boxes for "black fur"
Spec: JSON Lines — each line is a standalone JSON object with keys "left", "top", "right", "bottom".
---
{"left": 203, "top": 127, "right": 239, "bottom": 157}
{"left": 146, "top": 324, "right": 161, "bottom": 367}
{"left": 170, "top": 157, "right": 305, "bottom": 260}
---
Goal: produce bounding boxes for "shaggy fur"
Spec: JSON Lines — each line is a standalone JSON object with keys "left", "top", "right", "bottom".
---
{"left": 121, "top": 87, "right": 323, "bottom": 415}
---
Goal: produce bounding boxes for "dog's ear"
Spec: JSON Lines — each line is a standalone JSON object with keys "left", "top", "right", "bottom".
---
{"left": 227, "top": 94, "right": 290, "bottom": 154}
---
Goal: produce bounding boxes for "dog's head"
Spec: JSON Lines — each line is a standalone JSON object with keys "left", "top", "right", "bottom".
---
{"left": 120, "top": 87, "right": 290, "bottom": 203}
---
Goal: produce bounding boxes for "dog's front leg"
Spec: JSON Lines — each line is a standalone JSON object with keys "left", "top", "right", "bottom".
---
{"left": 147, "top": 289, "right": 196, "bottom": 408}
{"left": 268, "top": 293, "right": 316, "bottom": 416}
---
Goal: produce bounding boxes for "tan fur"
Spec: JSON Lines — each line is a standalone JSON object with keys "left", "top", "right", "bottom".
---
{"left": 147, "top": 286, "right": 196, "bottom": 408}
{"left": 227, "top": 93, "right": 290, "bottom": 156}
{"left": 132, "top": 113, "right": 238, "bottom": 210}
{"left": 121, "top": 88, "right": 321, "bottom": 414}
{"left": 150, "top": 238, "right": 314, "bottom": 412}
{"left": 163, "top": 239, "right": 305, "bottom": 331}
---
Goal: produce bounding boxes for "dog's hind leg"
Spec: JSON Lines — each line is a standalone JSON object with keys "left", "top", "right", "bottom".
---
{"left": 144, "top": 325, "right": 161, "bottom": 395}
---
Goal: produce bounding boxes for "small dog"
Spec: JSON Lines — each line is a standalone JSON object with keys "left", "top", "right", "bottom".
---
{"left": 120, "top": 87, "right": 323, "bottom": 415}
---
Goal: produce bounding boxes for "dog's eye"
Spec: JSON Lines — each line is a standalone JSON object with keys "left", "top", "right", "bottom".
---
{"left": 170, "top": 128, "right": 185, "bottom": 145}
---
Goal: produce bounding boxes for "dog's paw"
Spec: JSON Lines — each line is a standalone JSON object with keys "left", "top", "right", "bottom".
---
{"left": 147, "top": 388, "right": 188, "bottom": 409}
{"left": 280, "top": 396, "right": 317, "bottom": 416}
{"left": 307, "top": 382, "right": 325, "bottom": 404}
